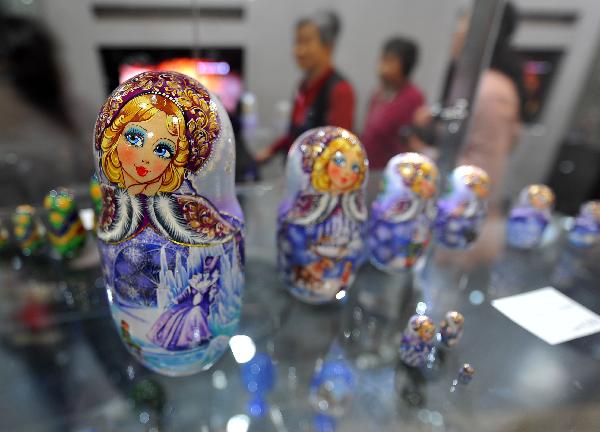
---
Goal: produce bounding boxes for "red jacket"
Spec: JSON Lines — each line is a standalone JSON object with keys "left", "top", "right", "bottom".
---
{"left": 361, "top": 82, "right": 424, "bottom": 170}
{"left": 272, "top": 68, "right": 354, "bottom": 155}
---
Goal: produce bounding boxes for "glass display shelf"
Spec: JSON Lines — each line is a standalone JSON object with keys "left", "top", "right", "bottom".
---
{"left": 1, "top": 181, "right": 599, "bottom": 432}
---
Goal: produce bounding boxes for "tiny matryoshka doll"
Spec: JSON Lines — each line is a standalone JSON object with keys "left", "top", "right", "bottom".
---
{"left": 43, "top": 188, "right": 87, "bottom": 259}
{"left": 368, "top": 153, "right": 438, "bottom": 272}
{"left": 277, "top": 127, "right": 368, "bottom": 304}
{"left": 399, "top": 314, "right": 436, "bottom": 368}
{"left": 433, "top": 165, "right": 490, "bottom": 249}
{"left": 568, "top": 201, "right": 600, "bottom": 248}
{"left": 93, "top": 71, "right": 244, "bottom": 376}
{"left": 439, "top": 311, "right": 464, "bottom": 348}
{"left": 12, "top": 205, "right": 45, "bottom": 256}
{"left": 506, "top": 184, "right": 554, "bottom": 249}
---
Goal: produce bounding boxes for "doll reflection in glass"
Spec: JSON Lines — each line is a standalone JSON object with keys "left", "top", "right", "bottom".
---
{"left": 279, "top": 130, "right": 368, "bottom": 301}
{"left": 101, "top": 94, "right": 189, "bottom": 196}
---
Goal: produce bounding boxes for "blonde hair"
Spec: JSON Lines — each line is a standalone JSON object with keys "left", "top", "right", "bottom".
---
{"left": 311, "top": 137, "right": 366, "bottom": 192}
{"left": 100, "top": 94, "right": 189, "bottom": 192}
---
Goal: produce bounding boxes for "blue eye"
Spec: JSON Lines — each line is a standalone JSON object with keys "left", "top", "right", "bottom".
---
{"left": 124, "top": 126, "right": 145, "bottom": 147}
{"left": 333, "top": 151, "right": 346, "bottom": 167}
{"left": 351, "top": 163, "right": 360, "bottom": 174}
{"left": 154, "top": 142, "right": 174, "bottom": 159}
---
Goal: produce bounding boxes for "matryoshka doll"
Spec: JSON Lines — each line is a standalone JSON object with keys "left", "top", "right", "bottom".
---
{"left": 277, "top": 127, "right": 368, "bottom": 304}
{"left": 433, "top": 165, "right": 490, "bottom": 249}
{"left": 368, "top": 153, "right": 438, "bottom": 272}
{"left": 506, "top": 184, "right": 554, "bottom": 249}
{"left": 93, "top": 71, "right": 245, "bottom": 376}
{"left": 12, "top": 205, "right": 45, "bottom": 256}
{"left": 43, "top": 188, "right": 87, "bottom": 259}
{"left": 398, "top": 314, "right": 436, "bottom": 368}
{"left": 568, "top": 201, "right": 600, "bottom": 248}
{"left": 439, "top": 310, "right": 464, "bottom": 348}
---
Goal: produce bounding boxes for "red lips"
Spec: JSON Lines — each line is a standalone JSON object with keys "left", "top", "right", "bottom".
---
{"left": 136, "top": 166, "right": 149, "bottom": 177}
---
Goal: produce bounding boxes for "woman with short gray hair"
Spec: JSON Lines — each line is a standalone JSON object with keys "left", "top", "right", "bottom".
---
{"left": 256, "top": 10, "right": 355, "bottom": 162}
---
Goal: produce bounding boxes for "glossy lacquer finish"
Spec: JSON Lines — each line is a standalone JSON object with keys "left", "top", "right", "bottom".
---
{"left": 93, "top": 71, "right": 244, "bottom": 376}
{"left": 277, "top": 127, "right": 368, "bottom": 304}
{"left": 368, "top": 153, "right": 439, "bottom": 272}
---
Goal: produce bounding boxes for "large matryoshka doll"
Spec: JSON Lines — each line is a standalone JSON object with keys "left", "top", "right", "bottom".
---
{"left": 277, "top": 127, "right": 368, "bottom": 304}
{"left": 368, "top": 153, "right": 438, "bottom": 272}
{"left": 433, "top": 165, "right": 490, "bottom": 249}
{"left": 93, "top": 71, "right": 244, "bottom": 376}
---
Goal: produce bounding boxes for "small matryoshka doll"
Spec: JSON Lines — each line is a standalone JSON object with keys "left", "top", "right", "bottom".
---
{"left": 12, "top": 205, "right": 45, "bottom": 256}
{"left": 43, "top": 188, "right": 87, "bottom": 259}
{"left": 93, "top": 71, "right": 245, "bottom": 376}
{"left": 568, "top": 201, "right": 600, "bottom": 248}
{"left": 433, "top": 165, "right": 490, "bottom": 249}
{"left": 506, "top": 184, "right": 554, "bottom": 249}
{"left": 457, "top": 363, "right": 475, "bottom": 385}
{"left": 368, "top": 153, "right": 438, "bottom": 272}
{"left": 399, "top": 314, "right": 436, "bottom": 368}
{"left": 439, "top": 311, "right": 464, "bottom": 348}
{"left": 277, "top": 127, "right": 369, "bottom": 304}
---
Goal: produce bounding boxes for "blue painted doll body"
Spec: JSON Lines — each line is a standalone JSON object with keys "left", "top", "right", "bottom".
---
{"left": 277, "top": 127, "right": 368, "bottom": 304}
{"left": 569, "top": 201, "right": 600, "bottom": 248}
{"left": 507, "top": 184, "right": 554, "bottom": 249}
{"left": 368, "top": 153, "right": 438, "bottom": 272}
{"left": 433, "top": 165, "right": 490, "bottom": 249}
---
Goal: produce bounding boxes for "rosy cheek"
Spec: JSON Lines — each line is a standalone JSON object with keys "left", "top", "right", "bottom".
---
{"left": 118, "top": 146, "right": 137, "bottom": 167}
{"left": 328, "top": 164, "right": 341, "bottom": 179}
{"left": 150, "top": 158, "right": 169, "bottom": 173}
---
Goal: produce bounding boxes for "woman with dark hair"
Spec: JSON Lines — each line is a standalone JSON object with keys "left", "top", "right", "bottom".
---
{"left": 256, "top": 10, "right": 355, "bottom": 162}
{"left": 361, "top": 36, "right": 425, "bottom": 170}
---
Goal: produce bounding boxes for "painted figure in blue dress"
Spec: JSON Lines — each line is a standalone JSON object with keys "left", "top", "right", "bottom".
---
{"left": 399, "top": 314, "right": 436, "bottom": 368}
{"left": 506, "top": 184, "right": 554, "bottom": 249}
{"left": 277, "top": 127, "right": 368, "bottom": 304}
{"left": 94, "top": 71, "right": 244, "bottom": 376}
{"left": 433, "top": 165, "right": 490, "bottom": 249}
{"left": 568, "top": 201, "right": 600, "bottom": 248}
{"left": 369, "top": 153, "right": 438, "bottom": 272}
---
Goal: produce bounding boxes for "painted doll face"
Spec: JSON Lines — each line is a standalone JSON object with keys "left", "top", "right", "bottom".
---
{"left": 413, "top": 164, "right": 437, "bottom": 199}
{"left": 327, "top": 148, "right": 362, "bottom": 193}
{"left": 116, "top": 110, "right": 177, "bottom": 187}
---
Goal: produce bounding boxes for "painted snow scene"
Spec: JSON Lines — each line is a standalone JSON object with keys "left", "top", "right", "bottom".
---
{"left": 99, "top": 228, "right": 244, "bottom": 376}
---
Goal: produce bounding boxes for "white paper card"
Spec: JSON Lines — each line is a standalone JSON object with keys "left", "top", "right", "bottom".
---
{"left": 491, "top": 286, "right": 600, "bottom": 345}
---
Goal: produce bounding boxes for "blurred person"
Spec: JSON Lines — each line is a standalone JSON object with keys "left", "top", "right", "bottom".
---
{"left": 361, "top": 37, "right": 425, "bottom": 170}
{"left": 411, "top": 3, "right": 525, "bottom": 208}
{"left": 0, "top": 14, "right": 79, "bottom": 205}
{"left": 256, "top": 10, "right": 355, "bottom": 162}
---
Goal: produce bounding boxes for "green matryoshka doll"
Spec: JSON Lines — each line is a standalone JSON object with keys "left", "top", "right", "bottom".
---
{"left": 12, "top": 205, "right": 46, "bottom": 256}
{"left": 43, "top": 188, "right": 87, "bottom": 259}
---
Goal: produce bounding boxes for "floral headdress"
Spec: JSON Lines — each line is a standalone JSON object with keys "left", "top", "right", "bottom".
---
{"left": 94, "top": 71, "right": 220, "bottom": 173}
{"left": 298, "top": 126, "right": 362, "bottom": 173}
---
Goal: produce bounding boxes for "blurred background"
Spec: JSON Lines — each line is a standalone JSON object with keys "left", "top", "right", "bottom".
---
{"left": 1, "top": 0, "right": 599, "bottom": 213}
